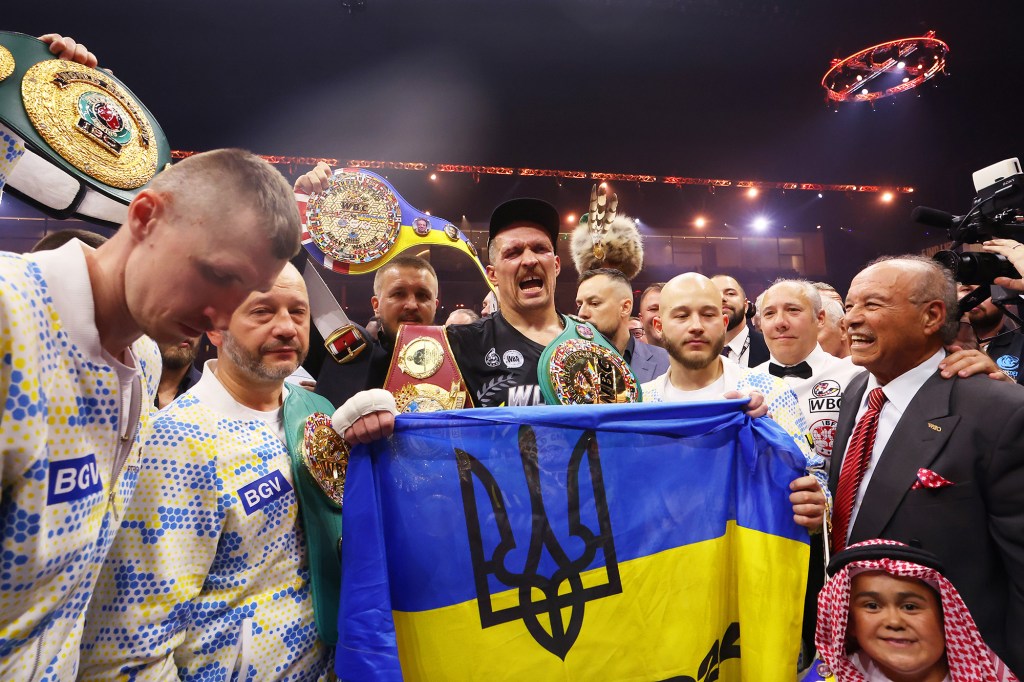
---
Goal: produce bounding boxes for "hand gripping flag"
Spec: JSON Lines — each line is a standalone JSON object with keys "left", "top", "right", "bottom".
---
{"left": 337, "top": 400, "right": 811, "bottom": 681}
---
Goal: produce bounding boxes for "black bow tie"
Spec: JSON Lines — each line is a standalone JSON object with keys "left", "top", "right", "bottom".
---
{"left": 768, "top": 361, "right": 812, "bottom": 380}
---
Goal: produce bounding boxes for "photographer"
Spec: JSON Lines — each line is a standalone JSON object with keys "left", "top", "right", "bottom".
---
{"left": 970, "top": 238, "right": 1024, "bottom": 384}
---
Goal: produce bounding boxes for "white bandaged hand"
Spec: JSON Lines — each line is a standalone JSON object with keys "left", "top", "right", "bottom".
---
{"left": 331, "top": 389, "right": 398, "bottom": 437}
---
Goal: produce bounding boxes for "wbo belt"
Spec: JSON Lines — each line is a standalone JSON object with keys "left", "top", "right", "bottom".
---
{"left": 538, "top": 315, "right": 642, "bottom": 405}
{"left": 384, "top": 324, "right": 473, "bottom": 412}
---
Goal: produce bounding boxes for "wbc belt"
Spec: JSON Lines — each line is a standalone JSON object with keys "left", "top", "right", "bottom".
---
{"left": 384, "top": 324, "right": 473, "bottom": 412}
{"left": 538, "top": 315, "right": 642, "bottom": 405}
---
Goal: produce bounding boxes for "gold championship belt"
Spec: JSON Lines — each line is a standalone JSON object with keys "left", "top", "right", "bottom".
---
{"left": 384, "top": 324, "right": 473, "bottom": 413}
{"left": 538, "top": 316, "right": 642, "bottom": 405}
{"left": 0, "top": 31, "right": 170, "bottom": 224}
{"left": 301, "top": 412, "right": 349, "bottom": 507}
{"left": 296, "top": 167, "right": 491, "bottom": 281}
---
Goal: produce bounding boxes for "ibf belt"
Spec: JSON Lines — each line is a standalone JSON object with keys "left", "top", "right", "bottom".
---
{"left": 538, "top": 316, "right": 642, "bottom": 405}
{"left": 383, "top": 324, "right": 473, "bottom": 412}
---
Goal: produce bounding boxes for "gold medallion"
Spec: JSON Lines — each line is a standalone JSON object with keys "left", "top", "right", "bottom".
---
{"left": 0, "top": 45, "right": 14, "bottom": 82}
{"left": 301, "top": 413, "right": 350, "bottom": 507}
{"left": 397, "top": 336, "right": 445, "bottom": 379}
{"left": 21, "top": 59, "right": 158, "bottom": 189}
{"left": 394, "top": 381, "right": 467, "bottom": 413}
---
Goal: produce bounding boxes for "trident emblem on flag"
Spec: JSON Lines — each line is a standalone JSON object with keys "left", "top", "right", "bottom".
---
{"left": 455, "top": 425, "right": 622, "bottom": 660}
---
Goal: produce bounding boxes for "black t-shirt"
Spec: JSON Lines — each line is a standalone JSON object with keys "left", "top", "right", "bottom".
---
{"left": 446, "top": 313, "right": 547, "bottom": 407}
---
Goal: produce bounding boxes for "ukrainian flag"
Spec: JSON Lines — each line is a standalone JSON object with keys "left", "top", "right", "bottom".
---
{"left": 338, "top": 401, "right": 810, "bottom": 681}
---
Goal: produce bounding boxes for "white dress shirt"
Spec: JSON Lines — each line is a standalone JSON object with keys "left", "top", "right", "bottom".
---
{"left": 847, "top": 349, "right": 945, "bottom": 538}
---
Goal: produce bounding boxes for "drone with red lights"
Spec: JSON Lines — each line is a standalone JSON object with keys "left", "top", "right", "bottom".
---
{"left": 822, "top": 31, "right": 949, "bottom": 104}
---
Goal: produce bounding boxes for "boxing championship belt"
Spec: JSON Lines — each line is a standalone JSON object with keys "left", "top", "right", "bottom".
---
{"left": 0, "top": 31, "right": 171, "bottom": 225}
{"left": 538, "top": 315, "right": 642, "bottom": 405}
{"left": 383, "top": 324, "right": 473, "bottom": 412}
{"left": 296, "top": 167, "right": 490, "bottom": 281}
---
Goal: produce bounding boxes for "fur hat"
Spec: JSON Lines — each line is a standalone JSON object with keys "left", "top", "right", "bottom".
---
{"left": 570, "top": 213, "right": 645, "bottom": 280}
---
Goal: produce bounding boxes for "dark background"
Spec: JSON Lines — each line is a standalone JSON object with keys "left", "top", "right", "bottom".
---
{"left": 4, "top": 0, "right": 1022, "bottom": 321}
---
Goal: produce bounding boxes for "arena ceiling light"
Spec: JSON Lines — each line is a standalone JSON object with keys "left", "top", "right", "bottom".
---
{"left": 822, "top": 31, "right": 949, "bottom": 105}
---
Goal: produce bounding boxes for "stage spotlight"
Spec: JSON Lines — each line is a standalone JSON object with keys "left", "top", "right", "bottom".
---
{"left": 752, "top": 217, "right": 769, "bottom": 232}
{"left": 817, "top": 193, "right": 823, "bottom": 198}
{"left": 695, "top": 216, "right": 707, "bottom": 228}
{"left": 881, "top": 191, "right": 894, "bottom": 202}
{"left": 746, "top": 187, "right": 759, "bottom": 198}
{"left": 429, "top": 173, "right": 437, "bottom": 181}
{"left": 566, "top": 213, "right": 576, "bottom": 224}
{"left": 897, "top": 60, "right": 906, "bottom": 68}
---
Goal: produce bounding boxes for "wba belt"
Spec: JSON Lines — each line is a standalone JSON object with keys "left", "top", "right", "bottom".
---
{"left": 538, "top": 315, "right": 642, "bottom": 405}
{"left": 383, "top": 324, "right": 473, "bottom": 412}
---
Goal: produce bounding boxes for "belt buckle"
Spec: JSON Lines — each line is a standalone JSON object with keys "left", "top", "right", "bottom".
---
{"left": 324, "top": 324, "right": 368, "bottom": 365}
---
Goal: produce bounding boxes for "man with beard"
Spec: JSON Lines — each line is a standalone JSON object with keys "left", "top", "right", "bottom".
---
{"left": 312, "top": 254, "right": 440, "bottom": 405}
{"left": 80, "top": 264, "right": 335, "bottom": 680}
{"left": 711, "top": 274, "right": 770, "bottom": 367}
{"left": 292, "top": 166, "right": 441, "bottom": 406}
{"left": 576, "top": 268, "right": 668, "bottom": 383}
{"left": 155, "top": 336, "right": 202, "bottom": 408}
{"left": 640, "top": 273, "right": 828, "bottom": 532}
{"left": 957, "top": 282, "right": 1023, "bottom": 384}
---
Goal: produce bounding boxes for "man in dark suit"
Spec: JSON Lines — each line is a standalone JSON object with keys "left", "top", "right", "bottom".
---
{"left": 311, "top": 254, "right": 439, "bottom": 406}
{"left": 829, "top": 255, "right": 1024, "bottom": 674}
{"left": 575, "top": 268, "right": 669, "bottom": 383}
{"left": 711, "top": 274, "right": 769, "bottom": 367}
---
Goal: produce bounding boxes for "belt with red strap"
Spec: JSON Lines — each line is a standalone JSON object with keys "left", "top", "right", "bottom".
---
{"left": 383, "top": 324, "right": 473, "bottom": 412}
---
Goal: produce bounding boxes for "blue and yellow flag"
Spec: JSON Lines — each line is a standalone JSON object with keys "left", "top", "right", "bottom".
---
{"left": 337, "top": 401, "right": 810, "bottom": 681}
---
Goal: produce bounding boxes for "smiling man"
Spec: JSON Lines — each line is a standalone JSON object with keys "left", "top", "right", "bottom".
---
{"left": 80, "top": 263, "right": 335, "bottom": 680}
{"left": 829, "top": 256, "right": 1024, "bottom": 674}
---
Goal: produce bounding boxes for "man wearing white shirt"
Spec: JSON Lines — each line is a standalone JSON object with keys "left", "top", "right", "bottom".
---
{"left": 754, "top": 279, "right": 862, "bottom": 468}
{"left": 828, "top": 255, "right": 1024, "bottom": 675}
{"left": 711, "top": 274, "right": 769, "bottom": 367}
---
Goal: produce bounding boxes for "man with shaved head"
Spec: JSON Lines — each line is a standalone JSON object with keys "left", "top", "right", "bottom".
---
{"left": 641, "top": 272, "right": 829, "bottom": 532}
{"left": 829, "top": 255, "right": 1024, "bottom": 673}
{"left": 576, "top": 268, "right": 669, "bottom": 383}
{"left": 81, "top": 263, "right": 336, "bottom": 679}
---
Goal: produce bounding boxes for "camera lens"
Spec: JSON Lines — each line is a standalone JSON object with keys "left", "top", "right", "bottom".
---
{"left": 934, "top": 250, "right": 1021, "bottom": 285}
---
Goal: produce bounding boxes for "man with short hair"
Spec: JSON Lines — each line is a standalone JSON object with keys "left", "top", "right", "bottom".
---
{"left": 829, "top": 256, "right": 1024, "bottom": 673}
{"left": 640, "top": 273, "right": 828, "bottom": 532}
{"left": 155, "top": 336, "right": 202, "bottom": 408}
{"left": 1, "top": 145, "right": 300, "bottom": 680}
{"left": 638, "top": 282, "right": 665, "bottom": 347}
{"left": 755, "top": 279, "right": 862, "bottom": 466}
{"left": 710, "top": 274, "right": 770, "bottom": 367}
{"left": 818, "top": 297, "right": 849, "bottom": 359}
{"left": 80, "top": 264, "right": 334, "bottom": 680}
{"left": 576, "top": 268, "right": 669, "bottom": 383}
{"left": 312, "top": 254, "right": 440, "bottom": 406}
{"left": 957, "top": 282, "right": 1024, "bottom": 384}
{"left": 443, "top": 198, "right": 566, "bottom": 408}
{"left": 627, "top": 316, "right": 645, "bottom": 340}
{"left": 445, "top": 307, "right": 480, "bottom": 326}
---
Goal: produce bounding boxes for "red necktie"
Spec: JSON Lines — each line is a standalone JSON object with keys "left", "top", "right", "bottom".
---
{"left": 832, "top": 387, "right": 886, "bottom": 552}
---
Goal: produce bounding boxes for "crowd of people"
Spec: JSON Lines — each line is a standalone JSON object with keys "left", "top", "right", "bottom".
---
{"left": 2, "top": 34, "right": 1024, "bottom": 682}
